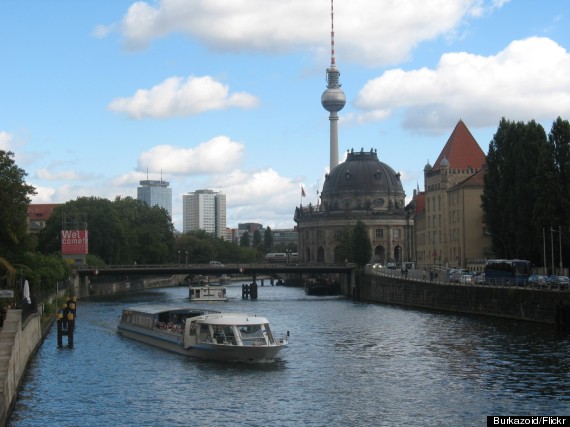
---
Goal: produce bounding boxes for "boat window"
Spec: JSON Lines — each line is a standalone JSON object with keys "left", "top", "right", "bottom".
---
{"left": 264, "top": 324, "right": 275, "bottom": 344}
{"left": 238, "top": 325, "right": 266, "bottom": 345}
{"left": 222, "top": 326, "right": 237, "bottom": 345}
{"left": 198, "top": 325, "right": 213, "bottom": 343}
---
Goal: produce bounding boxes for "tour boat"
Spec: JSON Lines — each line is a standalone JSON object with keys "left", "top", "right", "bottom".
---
{"left": 117, "top": 305, "right": 288, "bottom": 362}
{"left": 189, "top": 285, "right": 228, "bottom": 302}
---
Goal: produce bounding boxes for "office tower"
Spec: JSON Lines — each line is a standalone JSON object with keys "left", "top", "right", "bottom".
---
{"left": 137, "top": 179, "right": 173, "bottom": 219}
{"left": 183, "top": 189, "right": 226, "bottom": 238}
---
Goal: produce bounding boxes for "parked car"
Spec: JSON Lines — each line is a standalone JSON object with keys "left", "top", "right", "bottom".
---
{"left": 474, "top": 273, "right": 485, "bottom": 284}
{"left": 528, "top": 274, "right": 548, "bottom": 288}
{"left": 448, "top": 269, "right": 468, "bottom": 283}
{"left": 209, "top": 260, "right": 225, "bottom": 267}
{"left": 448, "top": 271, "right": 461, "bottom": 283}
{"left": 459, "top": 274, "right": 473, "bottom": 284}
{"left": 547, "top": 275, "right": 569, "bottom": 290}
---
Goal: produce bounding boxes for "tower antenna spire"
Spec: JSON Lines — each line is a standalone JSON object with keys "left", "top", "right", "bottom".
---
{"left": 330, "top": 0, "right": 336, "bottom": 68}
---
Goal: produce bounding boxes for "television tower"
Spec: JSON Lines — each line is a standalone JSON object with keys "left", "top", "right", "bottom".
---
{"left": 321, "top": 0, "right": 346, "bottom": 171}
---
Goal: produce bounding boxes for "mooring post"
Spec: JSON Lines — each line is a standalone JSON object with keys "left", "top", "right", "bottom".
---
{"left": 57, "top": 313, "right": 63, "bottom": 348}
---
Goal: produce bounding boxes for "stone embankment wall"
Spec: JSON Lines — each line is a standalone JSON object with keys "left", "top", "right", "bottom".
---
{"left": 0, "top": 309, "right": 43, "bottom": 426}
{"left": 74, "top": 275, "right": 185, "bottom": 298}
{"left": 358, "top": 273, "right": 570, "bottom": 327}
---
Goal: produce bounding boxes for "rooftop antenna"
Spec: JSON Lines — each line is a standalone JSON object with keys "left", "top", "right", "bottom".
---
{"left": 330, "top": 0, "right": 336, "bottom": 69}
{"left": 321, "top": 0, "right": 346, "bottom": 171}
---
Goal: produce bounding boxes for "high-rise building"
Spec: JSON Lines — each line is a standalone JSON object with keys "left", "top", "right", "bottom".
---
{"left": 183, "top": 189, "right": 226, "bottom": 238}
{"left": 137, "top": 179, "right": 172, "bottom": 219}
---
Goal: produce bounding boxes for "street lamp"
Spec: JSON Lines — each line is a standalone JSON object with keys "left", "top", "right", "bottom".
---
{"left": 178, "top": 250, "right": 181, "bottom": 264}
{"left": 185, "top": 251, "right": 188, "bottom": 266}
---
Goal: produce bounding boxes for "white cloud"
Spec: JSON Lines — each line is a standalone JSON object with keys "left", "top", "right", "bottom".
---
{"left": 108, "top": 75, "right": 259, "bottom": 119}
{"left": 208, "top": 168, "right": 305, "bottom": 228}
{"left": 35, "top": 168, "right": 94, "bottom": 182}
{"left": 0, "top": 131, "right": 13, "bottom": 150}
{"left": 31, "top": 186, "right": 57, "bottom": 203}
{"left": 92, "top": 24, "right": 115, "bottom": 39}
{"left": 354, "top": 37, "right": 570, "bottom": 132}
{"left": 138, "top": 135, "right": 244, "bottom": 174}
{"left": 110, "top": 0, "right": 502, "bottom": 67}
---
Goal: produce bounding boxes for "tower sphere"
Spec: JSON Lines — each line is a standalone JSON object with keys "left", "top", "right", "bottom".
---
{"left": 321, "top": 87, "right": 346, "bottom": 113}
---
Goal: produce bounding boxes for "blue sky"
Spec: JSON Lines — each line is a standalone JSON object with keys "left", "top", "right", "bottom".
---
{"left": 1, "top": 0, "right": 569, "bottom": 232}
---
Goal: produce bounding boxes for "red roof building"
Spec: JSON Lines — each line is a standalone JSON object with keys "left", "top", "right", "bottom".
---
{"left": 414, "top": 120, "right": 491, "bottom": 270}
{"left": 27, "top": 204, "right": 59, "bottom": 233}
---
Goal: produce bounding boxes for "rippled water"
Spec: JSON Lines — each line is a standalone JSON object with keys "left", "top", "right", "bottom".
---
{"left": 9, "top": 283, "right": 570, "bottom": 426}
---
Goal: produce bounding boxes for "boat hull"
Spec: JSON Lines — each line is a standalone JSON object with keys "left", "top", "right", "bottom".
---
{"left": 117, "top": 323, "right": 286, "bottom": 362}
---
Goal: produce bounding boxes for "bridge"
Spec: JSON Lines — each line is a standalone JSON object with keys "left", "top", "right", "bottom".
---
{"left": 73, "top": 263, "right": 354, "bottom": 278}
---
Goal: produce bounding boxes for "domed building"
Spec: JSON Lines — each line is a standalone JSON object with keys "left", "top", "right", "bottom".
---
{"left": 295, "top": 7, "right": 412, "bottom": 266}
{"left": 294, "top": 148, "right": 413, "bottom": 265}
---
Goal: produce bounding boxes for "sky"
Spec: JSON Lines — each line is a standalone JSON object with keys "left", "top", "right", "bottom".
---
{"left": 1, "top": 0, "right": 569, "bottom": 232}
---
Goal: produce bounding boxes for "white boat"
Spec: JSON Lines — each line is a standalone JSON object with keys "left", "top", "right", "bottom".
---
{"left": 189, "top": 285, "right": 228, "bottom": 302}
{"left": 117, "top": 305, "right": 288, "bottom": 362}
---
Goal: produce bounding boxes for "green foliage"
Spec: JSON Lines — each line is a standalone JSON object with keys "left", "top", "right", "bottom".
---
{"left": 335, "top": 226, "right": 353, "bottom": 263}
{"left": 264, "top": 227, "right": 273, "bottom": 252}
{"left": 482, "top": 117, "right": 570, "bottom": 267}
{"left": 240, "top": 231, "right": 250, "bottom": 247}
{"left": 37, "top": 196, "right": 174, "bottom": 264}
{"left": 16, "top": 252, "right": 71, "bottom": 293}
{"left": 351, "top": 220, "right": 372, "bottom": 268}
{"left": 174, "top": 230, "right": 258, "bottom": 263}
{"left": 253, "top": 229, "right": 263, "bottom": 250}
{"left": 85, "top": 254, "right": 106, "bottom": 267}
{"left": 0, "top": 150, "right": 36, "bottom": 258}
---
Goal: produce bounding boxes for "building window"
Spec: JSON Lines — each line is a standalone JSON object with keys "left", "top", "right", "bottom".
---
{"left": 394, "top": 229, "right": 401, "bottom": 239}
{"left": 375, "top": 228, "right": 384, "bottom": 238}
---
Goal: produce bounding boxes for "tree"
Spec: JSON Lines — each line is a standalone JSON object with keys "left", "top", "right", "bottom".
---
{"left": 482, "top": 118, "right": 570, "bottom": 267}
{"left": 351, "top": 221, "right": 372, "bottom": 267}
{"left": 0, "top": 150, "right": 36, "bottom": 257}
{"left": 263, "top": 226, "right": 273, "bottom": 252}
{"left": 335, "top": 226, "right": 353, "bottom": 263}
{"left": 240, "top": 231, "right": 250, "bottom": 247}
{"left": 38, "top": 196, "right": 174, "bottom": 264}
{"left": 253, "top": 229, "right": 263, "bottom": 250}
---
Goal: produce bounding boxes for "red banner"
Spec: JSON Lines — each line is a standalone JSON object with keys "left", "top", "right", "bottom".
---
{"left": 61, "top": 230, "right": 89, "bottom": 255}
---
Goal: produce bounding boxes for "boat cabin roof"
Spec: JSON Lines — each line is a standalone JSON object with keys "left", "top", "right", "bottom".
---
{"left": 193, "top": 313, "right": 269, "bottom": 326}
{"left": 122, "top": 305, "right": 219, "bottom": 316}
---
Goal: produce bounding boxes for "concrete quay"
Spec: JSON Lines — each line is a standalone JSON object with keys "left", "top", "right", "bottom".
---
{"left": 358, "top": 272, "right": 570, "bottom": 329}
{"left": 0, "top": 308, "right": 45, "bottom": 427}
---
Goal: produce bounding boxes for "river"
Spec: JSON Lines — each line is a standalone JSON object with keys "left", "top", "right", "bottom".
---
{"left": 8, "top": 283, "right": 570, "bottom": 426}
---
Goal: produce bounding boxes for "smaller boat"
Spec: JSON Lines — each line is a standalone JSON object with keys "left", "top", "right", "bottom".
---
{"left": 117, "top": 305, "right": 288, "bottom": 362}
{"left": 304, "top": 277, "right": 341, "bottom": 296}
{"left": 219, "top": 274, "right": 231, "bottom": 285}
{"left": 189, "top": 275, "right": 209, "bottom": 286}
{"left": 189, "top": 285, "right": 228, "bottom": 302}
